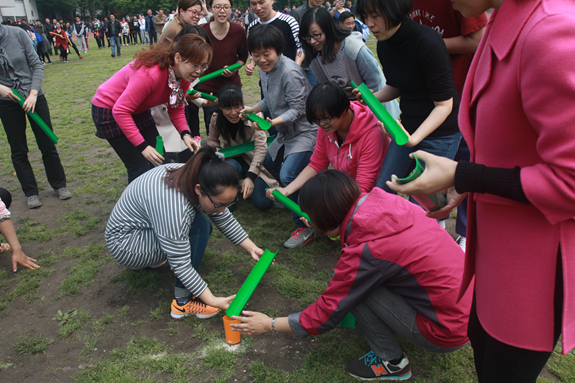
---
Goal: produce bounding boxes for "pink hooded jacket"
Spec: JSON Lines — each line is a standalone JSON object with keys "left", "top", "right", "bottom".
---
{"left": 308, "top": 101, "right": 390, "bottom": 192}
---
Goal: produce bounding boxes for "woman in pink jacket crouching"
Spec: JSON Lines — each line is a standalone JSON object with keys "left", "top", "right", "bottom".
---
{"left": 388, "top": 0, "right": 575, "bottom": 381}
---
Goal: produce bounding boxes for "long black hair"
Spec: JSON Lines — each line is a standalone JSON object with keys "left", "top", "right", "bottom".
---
{"left": 300, "top": 7, "right": 350, "bottom": 67}
{"left": 214, "top": 84, "right": 248, "bottom": 144}
{"left": 164, "top": 146, "right": 239, "bottom": 204}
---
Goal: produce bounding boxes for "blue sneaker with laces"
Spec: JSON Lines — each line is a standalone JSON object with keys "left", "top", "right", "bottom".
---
{"left": 346, "top": 351, "right": 411, "bottom": 380}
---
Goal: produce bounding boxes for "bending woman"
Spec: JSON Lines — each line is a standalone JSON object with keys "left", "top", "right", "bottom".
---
{"left": 92, "top": 34, "right": 206, "bottom": 183}
{"left": 267, "top": 82, "right": 389, "bottom": 244}
{"left": 206, "top": 84, "right": 279, "bottom": 210}
{"left": 355, "top": 0, "right": 461, "bottom": 193}
{"left": 299, "top": 7, "right": 399, "bottom": 118}
{"left": 106, "top": 146, "right": 264, "bottom": 319}
{"left": 387, "top": 0, "right": 575, "bottom": 381}
{"left": 232, "top": 170, "right": 472, "bottom": 381}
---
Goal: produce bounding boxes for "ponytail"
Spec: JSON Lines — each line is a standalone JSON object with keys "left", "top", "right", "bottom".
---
{"left": 164, "top": 146, "right": 239, "bottom": 204}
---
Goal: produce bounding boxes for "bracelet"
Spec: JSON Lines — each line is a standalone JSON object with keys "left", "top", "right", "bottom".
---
{"left": 271, "top": 317, "right": 278, "bottom": 333}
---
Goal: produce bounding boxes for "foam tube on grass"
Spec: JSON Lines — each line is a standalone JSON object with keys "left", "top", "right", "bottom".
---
{"left": 241, "top": 112, "right": 271, "bottom": 131}
{"left": 218, "top": 135, "right": 275, "bottom": 158}
{"left": 350, "top": 81, "right": 410, "bottom": 146}
{"left": 271, "top": 189, "right": 311, "bottom": 223}
{"left": 187, "top": 89, "right": 218, "bottom": 102}
{"left": 12, "top": 89, "right": 58, "bottom": 144}
{"left": 393, "top": 154, "right": 447, "bottom": 212}
{"left": 197, "top": 62, "right": 242, "bottom": 84}
{"left": 226, "top": 248, "right": 279, "bottom": 318}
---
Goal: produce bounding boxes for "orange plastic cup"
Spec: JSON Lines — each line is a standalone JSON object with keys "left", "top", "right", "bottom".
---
{"left": 223, "top": 315, "right": 241, "bottom": 345}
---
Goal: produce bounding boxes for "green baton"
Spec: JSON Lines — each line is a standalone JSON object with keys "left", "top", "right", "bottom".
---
{"left": 12, "top": 89, "right": 58, "bottom": 144}
{"left": 218, "top": 135, "right": 275, "bottom": 158}
{"left": 187, "top": 89, "right": 218, "bottom": 102}
{"left": 226, "top": 248, "right": 279, "bottom": 317}
{"left": 271, "top": 189, "right": 311, "bottom": 222}
{"left": 197, "top": 62, "right": 243, "bottom": 84}
{"left": 340, "top": 312, "right": 356, "bottom": 329}
{"left": 156, "top": 136, "right": 164, "bottom": 156}
{"left": 350, "top": 81, "right": 409, "bottom": 146}
{"left": 241, "top": 112, "right": 271, "bottom": 131}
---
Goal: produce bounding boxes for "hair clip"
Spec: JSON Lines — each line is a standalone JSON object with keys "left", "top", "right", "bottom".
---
{"left": 214, "top": 151, "right": 225, "bottom": 160}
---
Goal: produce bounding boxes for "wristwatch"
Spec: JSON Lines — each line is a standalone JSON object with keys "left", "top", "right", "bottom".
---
{"left": 271, "top": 317, "right": 278, "bottom": 333}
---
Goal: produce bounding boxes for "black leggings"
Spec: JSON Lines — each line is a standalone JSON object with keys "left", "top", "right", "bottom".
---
{"left": 123, "top": 35, "right": 130, "bottom": 44}
{"left": 68, "top": 40, "right": 80, "bottom": 56}
{"left": 57, "top": 45, "right": 67, "bottom": 60}
{"left": 40, "top": 52, "right": 51, "bottom": 63}
{"left": 468, "top": 250, "right": 563, "bottom": 383}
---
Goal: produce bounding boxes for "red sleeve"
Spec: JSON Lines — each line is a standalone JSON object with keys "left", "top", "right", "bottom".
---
{"left": 460, "top": 12, "right": 487, "bottom": 36}
{"left": 354, "top": 127, "right": 389, "bottom": 193}
{"left": 308, "top": 131, "right": 330, "bottom": 173}
{"left": 111, "top": 67, "right": 157, "bottom": 147}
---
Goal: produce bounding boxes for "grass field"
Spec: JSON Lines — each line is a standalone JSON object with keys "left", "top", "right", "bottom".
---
{"left": 0, "top": 37, "right": 573, "bottom": 383}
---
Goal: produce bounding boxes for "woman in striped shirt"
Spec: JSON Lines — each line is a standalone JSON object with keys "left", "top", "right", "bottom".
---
{"left": 106, "top": 146, "right": 264, "bottom": 318}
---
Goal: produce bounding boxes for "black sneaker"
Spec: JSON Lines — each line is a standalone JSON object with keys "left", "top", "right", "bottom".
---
{"left": 346, "top": 351, "right": 411, "bottom": 380}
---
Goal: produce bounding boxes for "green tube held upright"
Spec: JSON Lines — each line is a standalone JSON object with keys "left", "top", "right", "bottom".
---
{"left": 226, "top": 248, "right": 278, "bottom": 317}
{"left": 350, "top": 81, "right": 410, "bottom": 146}
{"left": 241, "top": 112, "right": 271, "bottom": 131}
{"left": 197, "top": 62, "right": 243, "bottom": 84}
{"left": 271, "top": 189, "right": 311, "bottom": 222}
{"left": 218, "top": 135, "right": 275, "bottom": 158}
{"left": 156, "top": 136, "right": 164, "bottom": 156}
{"left": 12, "top": 89, "right": 58, "bottom": 144}
{"left": 187, "top": 89, "right": 218, "bottom": 102}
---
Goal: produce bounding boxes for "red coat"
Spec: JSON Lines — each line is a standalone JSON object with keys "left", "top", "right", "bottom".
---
{"left": 458, "top": 0, "right": 575, "bottom": 354}
{"left": 50, "top": 29, "right": 68, "bottom": 50}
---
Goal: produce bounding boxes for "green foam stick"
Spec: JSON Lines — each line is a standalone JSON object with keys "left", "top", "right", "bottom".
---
{"left": 271, "top": 189, "right": 311, "bottom": 222}
{"left": 242, "top": 112, "right": 271, "bottom": 131}
{"left": 218, "top": 135, "right": 275, "bottom": 158}
{"left": 350, "top": 81, "right": 410, "bottom": 146}
{"left": 12, "top": 89, "right": 58, "bottom": 144}
{"left": 393, "top": 154, "right": 447, "bottom": 212}
{"left": 226, "top": 248, "right": 278, "bottom": 317}
{"left": 187, "top": 89, "right": 218, "bottom": 102}
{"left": 340, "top": 312, "right": 356, "bottom": 329}
{"left": 156, "top": 136, "right": 164, "bottom": 156}
{"left": 197, "top": 62, "right": 242, "bottom": 84}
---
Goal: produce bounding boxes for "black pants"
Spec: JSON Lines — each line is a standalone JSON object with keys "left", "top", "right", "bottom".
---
{"left": 0, "top": 94, "right": 66, "bottom": 196}
{"left": 123, "top": 35, "right": 130, "bottom": 44}
{"left": 131, "top": 31, "right": 141, "bottom": 44}
{"left": 468, "top": 250, "right": 563, "bottom": 383}
{"left": 68, "top": 39, "right": 80, "bottom": 57}
{"left": 95, "top": 35, "right": 103, "bottom": 48}
{"left": 0, "top": 188, "right": 12, "bottom": 208}
{"left": 107, "top": 124, "right": 159, "bottom": 184}
{"left": 149, "top": 29, "right": 157, "bottom": 45}
{"left": 57, "top": 44, "right": 67, "bottom": 60}
{"left": 185, "top": 102, "right": 201, "bottom": 137}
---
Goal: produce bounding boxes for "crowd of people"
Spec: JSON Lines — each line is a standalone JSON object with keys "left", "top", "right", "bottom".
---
{"left": 1, "top": 0, "right": 574, "bottom": 382}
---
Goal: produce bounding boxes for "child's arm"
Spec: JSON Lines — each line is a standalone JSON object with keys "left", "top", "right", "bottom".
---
{"left": 0, "top": 218, "right": 39, "bottom": 272}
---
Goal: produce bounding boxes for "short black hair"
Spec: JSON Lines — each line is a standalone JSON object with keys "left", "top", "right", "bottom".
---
{"left": 306, "top": 82, "right": 350, "bottom": 124}
{"left": 339, "top": 11, "right": 354, "bottom": 22}
{"left": 356, "top": 0, "right": 412, "bottom": 29}
{"left": 174, "top": 24, "right": 212, "bottom": 46}
{"left": 247, "top": 24, "right": 284, "bottom": 55}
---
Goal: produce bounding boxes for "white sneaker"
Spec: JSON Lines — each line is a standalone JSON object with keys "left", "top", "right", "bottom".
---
{"left": 438, "top": 219, "right": 446, "bottom": 229}
{"left": 459, "top": 236, "right": 467, "bottom": 252}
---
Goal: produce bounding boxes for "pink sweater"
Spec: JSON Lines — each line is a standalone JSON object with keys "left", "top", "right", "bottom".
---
{"left": 92, "top": 62, "right": 190, "bottom": 147}
{"left": 308, "top": 101, "right": 390, "bottom": 192}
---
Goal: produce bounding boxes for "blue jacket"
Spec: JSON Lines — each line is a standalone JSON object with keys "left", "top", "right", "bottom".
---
{"left": 145, "top": 15, "right": 155, "bottom": 33}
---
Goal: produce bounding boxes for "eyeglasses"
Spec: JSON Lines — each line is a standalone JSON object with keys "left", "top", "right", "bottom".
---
{"left": 222, "top": 105, "right": 243, "bottom": 112}
{"left": 204, "top": 192, "right": 239, "bottom": 209}
{"left": 303, "top": 33, "right": 323, "bottom": 42}
{"left": 186, "top": 8, "right": 201, "bottom": 16}
{"left": 212, "top": 4, "right": 232, "bottom": 11}
{"left": 314, "top": 117, "right": 331, "bottom": 124}
{"left": 184, "top": 60, "right": 209, "bottom": 72}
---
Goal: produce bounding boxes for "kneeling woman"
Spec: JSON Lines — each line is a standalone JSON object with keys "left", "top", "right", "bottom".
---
{"left": 92, "top": 34, "right": 206, "bottom": 183}
{"left": 106, "top": 146, "right": 264, "bottom": 319}
{"left": 206, "top": 84, "right": 279, "bottom": 210}
{"left": 233, "top": 170, "right": 472, "bottom": 381}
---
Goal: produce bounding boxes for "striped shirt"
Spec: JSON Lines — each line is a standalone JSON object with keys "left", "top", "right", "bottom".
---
{"left": 247, "top": 12, "right": 302, "bottom": 61}
{"left": 105, "top": 164, "right": 248, "bottom": 296}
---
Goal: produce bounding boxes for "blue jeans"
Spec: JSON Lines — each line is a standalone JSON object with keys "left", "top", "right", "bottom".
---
{"left": 264, "top": 147, "right": 312, "bottom": 228}
{"left": 141, "top": 30, "right": 149, "bottom": 44}
{"left": 227, "top": 157, "right": 273, "bottom": 210}
{"left": 174, "top": 212, "right": 213, "bottom": 297}
{"left": 110, "top": 36, "right": 121, "bottom": 56}
{"left": 376, "top": 131, "right": 462, "bottom": 193}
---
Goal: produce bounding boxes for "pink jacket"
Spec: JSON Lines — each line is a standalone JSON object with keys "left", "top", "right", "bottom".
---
{"left": 292, "top": 189, "right": 472, "bottom": 347}
{"left": 308, "top": 101, "right": 390, "bottom": 192}
{"left": 458, "top": 0, "right": 575, "bottom": 353}
{"left": 92, "top": 63, "right": 190, "bottom": 147}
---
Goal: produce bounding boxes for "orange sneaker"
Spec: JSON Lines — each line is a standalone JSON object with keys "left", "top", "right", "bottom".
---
{"left": 170, "top": 298, "right": 220, "bottom": 319}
